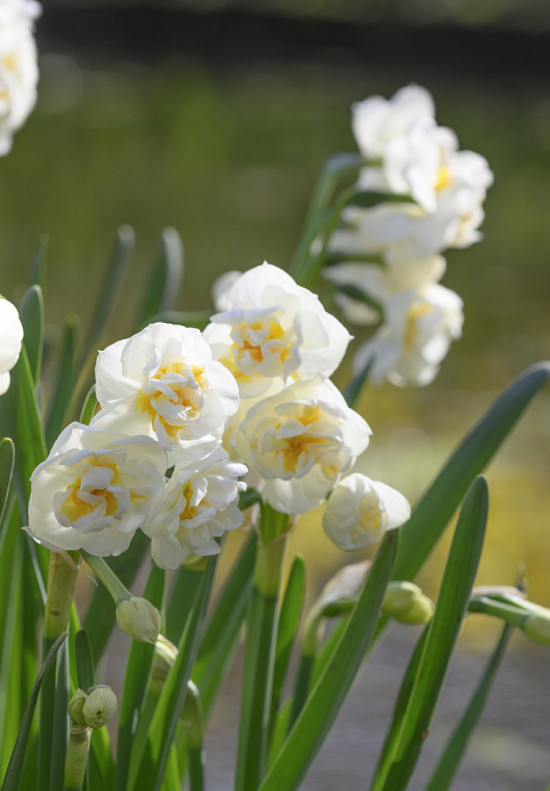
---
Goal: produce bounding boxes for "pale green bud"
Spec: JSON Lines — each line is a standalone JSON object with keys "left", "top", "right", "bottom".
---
{"left": 116, "top": 596, "right": 161, "bottom": 644}
{"left": 383, "top": 581, "right": 434, "bottom": 625}
{"left": 82, "top": 685, "right": 118, "bottom": 728}
{"left": 68, "top": 688, "right": 88, "bottom": 726}
{"left": 523, "top": 614, "right": 550, "bottom": 646}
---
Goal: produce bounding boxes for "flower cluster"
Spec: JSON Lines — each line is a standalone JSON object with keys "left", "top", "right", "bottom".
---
{"left": 0, "top": 0, "right": 40, "bottom": 155}
{"left": 28, "top": 324, "right": 245, "bottom": 566}
{"left": 323, "top": 84, "right": 492, "bottom": 386}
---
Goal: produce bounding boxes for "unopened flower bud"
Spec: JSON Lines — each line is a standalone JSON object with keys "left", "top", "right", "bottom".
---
{"left": 116, "top": 596, "right": 161, "bottom": 644}
{"left": 82, "top": 685, "right": 117, "bottom": 728}
{"left": 68, "top": 688, "right": 88, "bottom": 726}
{"left": 523, "top": 613, "right": 550, "bottom": 647}
{"left": 150, "top": 635, "right": 178, "bottom": 697}
{"left": 383, "top": 581, "right": 434, "bottom": 625}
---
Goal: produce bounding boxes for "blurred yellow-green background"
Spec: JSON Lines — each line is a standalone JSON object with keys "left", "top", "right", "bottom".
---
{"left": 2, "top": 1, "right": 550, "bottom": 614}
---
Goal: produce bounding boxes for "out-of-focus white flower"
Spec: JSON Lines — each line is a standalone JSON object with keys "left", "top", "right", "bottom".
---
{"left": 323, "top": 254, "right": 446, "bottom": 326}
{"left": 323, "top": 472, "right": 411, "bottom": 550}
{"left": 0, "top": 0, "right": 40, "bottom": 156}
{"left": 352, "top": 84, "right": 435, "bottom": 161}
{"left": 353, "top": 284, "right": 463, "bottom": 387}
{"left": 92, "top": 323, "right": 239, "bottom": 462}
{"left": 28, "top": 423, "right": 167, "bottom": 556}
{"left": 0, "top": 294, "right": 24, "bottom": 394}
{"left": 236, "top": 377, "right": 371, "bottom": 514}
{"left": 144, "top": 448, "right": 247, "bottom": 569}
{"left": 204, "top": 262, "right": 351, "bottom": 397}
{"left": 211, "top": 270, "right": 242, "bottom": 312}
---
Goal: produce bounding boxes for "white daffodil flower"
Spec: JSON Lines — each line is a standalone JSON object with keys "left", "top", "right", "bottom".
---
{"left": 204, "top": 262, "right": 351, "bottom": 397}
{"left": 323, "top": 473, "right": 411, "bottom": 551}
{"left": 92, "top": 322, "right": 240, "bottom": 463}
{"left": 323, "top": 255, "right": 446, "bottom": 326}
{"left": 144, "top": 448, "right": 247, "bottom": 569}
{"left": 353, "top": 284, "right": 463, "bottom": 387}
{"left": 236, "top": 377, "right": 371, "bottom": 514}
{"left": 352, "top": 84, "right": 435, "bottom": 161}
{"left": 0, "top": 0, "right": 40, "bottom": 156}
{"left": 0, "top": 294, "right": 24, "bottom": 394}
{"left": 28, "top": 423, "right": 167, "bottom": 556}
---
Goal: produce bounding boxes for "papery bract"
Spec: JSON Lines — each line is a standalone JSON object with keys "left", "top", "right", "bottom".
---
{"left": 323, "top": 472, "right": 411, "bottom": 550}
{"left": 0, "top": 294, "right": 24, "bottom": 394}
{"left": 236, "top": 377, "right": 371, "bottom": 514}
{"left": 353, "top": 284, "right": 463, "bottom": 387}
{"left": 144, "top": 447, "right": 247, "bottom": 569}
{"left": 92, "top": 322, "right": 239, "bottom": 462}
{"left": 204, "top": 262, "right": 351, "bottom": 396}
{"left": 28, "top": 422, "right": 167, "bottom": 556}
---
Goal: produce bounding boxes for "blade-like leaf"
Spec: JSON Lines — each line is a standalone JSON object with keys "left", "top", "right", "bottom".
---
{"left": 376, "top": 477, "right": 489, "bottom": 791}
{"left": 393, "top": 362, "right": 550, "bottom": 583}
{"left": 0, "top": 439, "right": 14, "bottom": 526}
{"left": 45, "top": 315, "right": 79, "bottom": 449}
{"left": 258, "top": 531, "right": 398, "bottom": 791}
{"left": 18, "top": 286, "right": 44, "bottom": 384}
{"left": 270, "top": 556, "right": 305, "bottom": 733}
{"left": 75, "top": 630, "right": 95, "bottom": 693}
{"left": 192, "top": 533, "right": 257, "bottom": 717}
{"left": 425, "top": 623, "right": 512, "bottom": 791}
{"left": 1, "top": 633, "right": 67, "bottom": 791}
{"left": 138, "top": 227, "right": 184, "bottom": 326}
{"left": 116, "top": 563, "right": 165, "bottom": 791}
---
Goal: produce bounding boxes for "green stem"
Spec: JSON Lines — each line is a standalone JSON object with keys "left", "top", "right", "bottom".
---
{"left": 39, "top": 551, "right": 79, "bottom": 791}
{"left": 188, "top": 747, "right": 205, "bottom": 791}
{"left": 63, "top": 725, "right": 91, "bottom": 791}
{"left": 468, "top": 596, "right": 528, "bottom": 628}
{"left": 81, "top": 551, "right": 129, "bottom": 605}
{"left": 235, "top": 532, "right": 288, "bottom": 791}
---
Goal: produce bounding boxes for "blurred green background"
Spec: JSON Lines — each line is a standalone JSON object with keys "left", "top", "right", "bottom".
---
{"left": 2, "top": 2, "right": 550, "bottom": 614}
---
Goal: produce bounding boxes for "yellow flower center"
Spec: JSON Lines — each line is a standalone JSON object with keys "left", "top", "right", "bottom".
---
{"left": 277, "top": 406, "right": 331, "bottom": 473}
{"left": 60, "top": 460, "right": 120, "bottom": 523}
{"left": 435, "top": 164, "right": 452, "bottom": 193}
{"left": 234, "top": 317, "right": 293, "bottom": 373}
{"left": 135, "top": 362, "right": 206, "bottom": 440}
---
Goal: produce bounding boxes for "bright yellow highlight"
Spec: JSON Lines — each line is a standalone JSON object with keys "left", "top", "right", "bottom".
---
{"left": 236, "top": 319, "right": 291, "bottom": 366}
{"left": 135, "top": 362, "right": 206, "bottom": 439}
{"left": 435, "top": 164, "right": 452, "bottom": 192}
{"left": 60, "top": 460, "right": 120, "bottom": 522}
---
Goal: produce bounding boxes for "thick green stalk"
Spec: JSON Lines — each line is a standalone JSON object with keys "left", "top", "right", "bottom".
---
{"left": 235, "top": 531, "right": 288, "bottom": 791}
{"left": 39, "top": 551, "right": 79, "bottom": 791}
{"left": 63, "top": 725, "right": 91, "bottom": 791}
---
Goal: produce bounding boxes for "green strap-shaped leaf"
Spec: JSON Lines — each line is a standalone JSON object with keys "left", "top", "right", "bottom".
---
{"left": 75, "top": 630, "right": 95, "bottom": 693}
{"left": 1, "top": 632, "right": 67, "bottom": 791}
{"left": 425, "top": 622, "right": 512, "bottom": 791}
{"left": 393, "top": 362, "right": 550, "bottom": 583}
{"left": 376, "top": 477, "right": 489, "bottom": 791}
{"left": 192, "top": 533, "right": 257, "bottom": 718}
{"left": 0, "top": 438, "right": 14, "bottom": 526}
{"left": 18, "top": 286, "right": 44, "bottom": 384}
{"left": 133, "top": 560, "right": 216, "bottom": 791}
{"left": 257, "top": 531, "right": 398, "bottom": 791}
{"left": 115, "top": 564, "right": 165, "bottom": 791}
{"left": 269, "top": 556, "right": 306, "bottom": 734}
{"left": 45, "top": 315, "right": 79, "bottom": 449}
{"left": 137, "top": 227, "right": 184, "bottom": 326}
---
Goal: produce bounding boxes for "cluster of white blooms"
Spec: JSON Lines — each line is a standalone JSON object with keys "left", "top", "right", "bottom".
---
{"left": 323, "top": 84, "right": 492, "bottom": 387}
{"left": 28, "top": 323, "right": 245, "bottom": 566}
{"left": 28, "top": 263, "right": 410, "bottom": 560}
{"left": 208, "top": 262, "right": 410, "bottom": 549}
{"left": 0, "top": 0, "right": 40, "bottom": 155}
{"left": 0, "top": 294, "right": 24, "bottom": 394}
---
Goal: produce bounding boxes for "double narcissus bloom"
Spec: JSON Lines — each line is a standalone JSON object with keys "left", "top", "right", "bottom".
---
{"left": 0, "top": 294, "right": 24, "bottom": 394}
{"left": 235, "top": 377, "right": 371, "bottom": 514}
{"left": 204, "top": 261, "right": 352, "bottom": 397}
{"left": 322, "top": 472, "right": 411, "bottom": 550}
{"left": 28, "top": 423, "right": 167, "bottom": 555}
{"left": 0, "top": 0, "right": 40, "bottom": 156}
{"left": 92, "top": 322, "right": 240, "bottom": 462}
{"left": 143, "top": 448, "right": 247, "bottom": 570}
